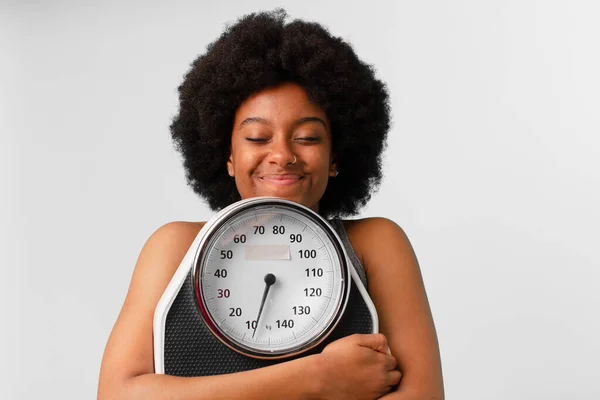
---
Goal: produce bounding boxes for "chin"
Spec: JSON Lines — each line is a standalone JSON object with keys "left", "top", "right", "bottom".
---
{"left": 248, "top": 191, "right": 312, "bottom": 208}
{"left": 260, "top": 191, "right": 302, "bottom": 202}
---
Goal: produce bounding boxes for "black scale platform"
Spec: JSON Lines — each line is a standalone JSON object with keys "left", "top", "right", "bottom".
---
{"left": 163, "top": 273, "right": 373, "bottom": 376}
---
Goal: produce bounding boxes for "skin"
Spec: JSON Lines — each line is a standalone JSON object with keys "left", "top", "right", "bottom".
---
{"left": 98, "top": 83, "right": 444, "bottom": 400}
{"left": 226, "top": 82, "right": 337, "bottom": 213}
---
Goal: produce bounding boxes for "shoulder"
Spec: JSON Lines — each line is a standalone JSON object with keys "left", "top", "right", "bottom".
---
{"left": 142, "top": 220, "right": 206, "bottom": 253}
{"left": 120, "top": 221, "right": 208, "bottom": 316}
{"left": 341, "top": 217, "right": 409, "bottom": 247}
{"left": 142, "top": 221, "right": 206, "bottom": 257}
{"left": 340, "top": 217, "right": 414, "bottom": 276}
{"left": 146, "top": 221, "right": 206, "bottom": 246}
{"left": 342, "top": 217, "right": 403, "bottom": 235}
{"left": 133, "top": 221, "right": 207, "bottom": 282}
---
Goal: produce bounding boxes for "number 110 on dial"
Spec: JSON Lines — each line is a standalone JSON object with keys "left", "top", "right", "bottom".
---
{"left": 196, "top": 204, "right": 348, "bottom": 358}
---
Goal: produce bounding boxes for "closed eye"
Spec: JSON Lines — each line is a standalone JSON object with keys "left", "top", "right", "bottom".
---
{"left": 295, "top": 137, "right": 321, "bottom": 143}
{"left": 245, "top": 137, "right": 269, "bottom": 143}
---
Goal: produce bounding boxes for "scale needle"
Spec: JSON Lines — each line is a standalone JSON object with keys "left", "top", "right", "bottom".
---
{"left": 252, "top": 273, "right": 276, "bottom": 339}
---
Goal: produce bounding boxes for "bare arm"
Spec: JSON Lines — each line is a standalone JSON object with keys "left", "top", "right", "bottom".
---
{"left": 98, "top": 221, "right": 400, "bottom": 400}
{"left": 346, "top": 218, "right": 445, "bottom": 400}
{"left": 98, "top": 222, "right": 322, "bottom": 400}
{"left": 112, "top": 357, "right": 321, "bottom": 400}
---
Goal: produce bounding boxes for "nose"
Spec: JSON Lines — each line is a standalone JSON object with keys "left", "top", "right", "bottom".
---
{"left": 268, "top": 136, "right": 296, "bottom": 166}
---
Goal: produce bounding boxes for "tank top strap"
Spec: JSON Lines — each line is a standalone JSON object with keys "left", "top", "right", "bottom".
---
{"left": 328, "top": 218, "right": 368, "bottom": 288}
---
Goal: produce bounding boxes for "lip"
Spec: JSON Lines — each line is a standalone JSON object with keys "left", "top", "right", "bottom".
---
{"left": 258, "top": 174, "right": 303, "bottom": 186}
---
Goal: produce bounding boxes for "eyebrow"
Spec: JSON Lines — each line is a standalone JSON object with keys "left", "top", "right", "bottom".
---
{"left": 239, "top": 116, "right": 328, "bottom": 130}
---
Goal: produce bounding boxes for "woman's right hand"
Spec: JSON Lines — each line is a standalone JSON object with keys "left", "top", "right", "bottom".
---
{"left": 315, "top": 333, "right": 402, "bottom": 400}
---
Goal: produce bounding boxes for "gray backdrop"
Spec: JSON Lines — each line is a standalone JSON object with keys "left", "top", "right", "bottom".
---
{"left": 1, "top": 0, "right": 599, "bottom": 398}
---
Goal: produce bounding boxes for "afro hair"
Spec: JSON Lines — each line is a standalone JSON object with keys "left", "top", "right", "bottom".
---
{"left": 170, "top": 9, "right": 390, "bottom": 218}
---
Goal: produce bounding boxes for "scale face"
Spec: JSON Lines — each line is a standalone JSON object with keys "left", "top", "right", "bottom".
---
{"left": 193, "top": 198, "right": 350, "bottom": 359}
{"left": 153, "top": 197, "right": 378, "bottom": 375}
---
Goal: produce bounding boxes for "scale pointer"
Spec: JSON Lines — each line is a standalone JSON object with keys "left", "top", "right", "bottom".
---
{"left": 252, "top": 273, "right": 276, "bottom": 339}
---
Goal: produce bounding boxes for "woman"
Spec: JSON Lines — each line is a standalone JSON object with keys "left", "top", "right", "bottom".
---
{"left": 98, "top": 9, "right": 443, "bottom": 400}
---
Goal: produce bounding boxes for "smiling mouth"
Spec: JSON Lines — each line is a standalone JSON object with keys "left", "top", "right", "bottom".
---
{"left": 259, "top": 175, "right": 303, "bottom": 186}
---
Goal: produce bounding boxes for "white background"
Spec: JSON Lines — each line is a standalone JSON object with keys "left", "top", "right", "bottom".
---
{"left": 1, "top": 0, "right": 599, "bottom": 398}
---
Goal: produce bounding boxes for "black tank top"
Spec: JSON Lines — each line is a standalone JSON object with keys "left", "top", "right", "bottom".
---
{"left": 329, "top": 219, "right": 368, "bottom": 288}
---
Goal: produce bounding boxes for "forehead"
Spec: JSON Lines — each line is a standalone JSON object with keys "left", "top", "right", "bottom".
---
{"left": 234, "top": 83, "right": 328, "bottom": 125}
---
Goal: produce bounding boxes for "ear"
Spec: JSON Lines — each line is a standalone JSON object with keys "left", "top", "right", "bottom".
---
{"left": 329, "top": 153, "right": 338, "bottom": 177}
{"left": 227, "top": 152, "right": 234, "bottom": 177}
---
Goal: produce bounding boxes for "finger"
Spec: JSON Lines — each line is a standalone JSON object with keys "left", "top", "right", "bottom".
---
{"left": 386, "top": 369, "right": 403, "bottom": 387}
{"left": 356, "top": 333, "right": 389, "bottom": 354}
{"left": 384, "top": 354, "right": 398, "bottom": 371}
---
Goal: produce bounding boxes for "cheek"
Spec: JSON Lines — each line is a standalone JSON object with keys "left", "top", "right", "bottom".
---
{"left": 306, "top": 151, "right": 332, "bottom": 172}
{"left": 233, "top": 150, "right": 262, "bottom": 172}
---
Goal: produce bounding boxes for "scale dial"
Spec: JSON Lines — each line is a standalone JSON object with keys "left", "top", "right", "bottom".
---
{"left": 194, "top": 199, "right": 350, "bottom": 359}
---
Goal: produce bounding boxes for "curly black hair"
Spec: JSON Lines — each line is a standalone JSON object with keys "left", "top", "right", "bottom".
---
{"left": 170, "top": 9, "right": 390, "bottom": 218}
